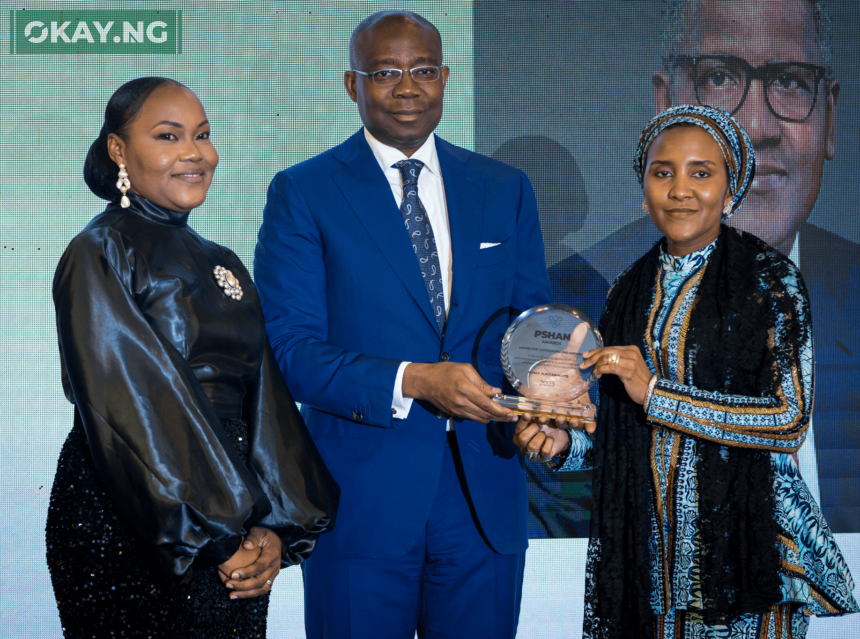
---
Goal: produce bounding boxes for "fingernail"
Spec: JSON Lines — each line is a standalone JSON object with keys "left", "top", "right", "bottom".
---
{"left": 226, "top": 583, "right": 234, "bottom": 590}
{"left": 232, "top": 573, "right": 240, "bottom": 579}
{"left": 231, "top": 595, "right": 238, "bottom": 600}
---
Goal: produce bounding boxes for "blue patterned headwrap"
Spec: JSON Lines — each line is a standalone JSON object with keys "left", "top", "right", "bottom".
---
{"left": 634, "top": 104, "right": 755, "bottom": 219}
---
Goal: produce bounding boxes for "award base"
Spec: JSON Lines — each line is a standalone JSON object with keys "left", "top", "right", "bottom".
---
{"left": 494, "top": 393, "right": 595, "bottom": 423}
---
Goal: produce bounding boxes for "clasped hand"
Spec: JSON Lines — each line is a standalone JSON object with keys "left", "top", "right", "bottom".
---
{"left": 216, "top": 526, "right": 282, "bottom": 599}
{"left": 512, "top": 406, "right": 595, "bottom": 463}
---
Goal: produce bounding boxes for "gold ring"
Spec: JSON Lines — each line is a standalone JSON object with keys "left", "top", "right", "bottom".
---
{"left": 609, "top": 353, "right": 620, "bottom": 366}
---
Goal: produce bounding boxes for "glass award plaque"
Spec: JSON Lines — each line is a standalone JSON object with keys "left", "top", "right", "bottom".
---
{"left": 490, "top": 305, "right": 602, "bottom": 421}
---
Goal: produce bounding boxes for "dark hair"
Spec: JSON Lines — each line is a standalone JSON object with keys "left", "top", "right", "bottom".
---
{"left": 349, "top": 10, "right": 441, "bottom": 68}
{"left": 83, "top": 77, "right": 183, "bottom": 202}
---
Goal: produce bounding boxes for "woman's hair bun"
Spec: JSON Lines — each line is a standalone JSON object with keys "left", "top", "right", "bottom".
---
{"left": 83, "top": 77, "right": 182, "bottom": 201}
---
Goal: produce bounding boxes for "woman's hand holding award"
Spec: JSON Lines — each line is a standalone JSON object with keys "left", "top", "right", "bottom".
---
{"left": 485, "top": 305, "right": 601, "bottom": 423}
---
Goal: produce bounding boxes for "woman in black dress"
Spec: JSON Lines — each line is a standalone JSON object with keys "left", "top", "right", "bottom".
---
{"left": 46, "top": 77, "right": 338, "bottom": 638}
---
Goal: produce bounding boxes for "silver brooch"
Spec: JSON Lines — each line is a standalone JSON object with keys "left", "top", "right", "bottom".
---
{"left": 214, "top": 266, "right": 243, "bottom": 300}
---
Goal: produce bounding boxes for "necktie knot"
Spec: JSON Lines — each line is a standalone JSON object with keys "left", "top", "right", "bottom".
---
{"left": 395, "top": 159, "right": 424, "bottom": 188}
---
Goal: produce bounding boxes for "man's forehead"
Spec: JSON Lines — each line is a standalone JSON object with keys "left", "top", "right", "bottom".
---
{"left": 682, "top": 0, "right": 821, "bottom": 65}
{"left": 354, "top": 21, "right": 442, "bottom": 65}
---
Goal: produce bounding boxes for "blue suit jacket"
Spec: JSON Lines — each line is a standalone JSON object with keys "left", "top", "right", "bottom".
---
{"left": 254, "top": 130, "right": 552, "bottom": 558}
{"left": 581, "top": 217, "right": 860, "bottom": 533}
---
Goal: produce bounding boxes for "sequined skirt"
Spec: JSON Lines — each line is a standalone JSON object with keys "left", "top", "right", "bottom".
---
{"left": 46, "top": 416, "right": 269, "bottom": 639}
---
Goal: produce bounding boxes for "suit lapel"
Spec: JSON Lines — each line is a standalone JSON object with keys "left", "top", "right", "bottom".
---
{"left": 332, "top": 131, "right": 441, "bottom": 334}
{"left": 437, "top": 138, "right": 484, "bottom": 340}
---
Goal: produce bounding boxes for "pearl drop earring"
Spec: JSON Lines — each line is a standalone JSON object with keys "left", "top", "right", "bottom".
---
{"left": 116, "top": 164, "right": 131, "bottom": 209}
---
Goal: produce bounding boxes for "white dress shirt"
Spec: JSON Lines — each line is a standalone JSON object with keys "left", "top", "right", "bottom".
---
{"left": 788, "top": 231, "right": 822, "bottom": 506}
{"left": 363, "top": 128, "right": 452, "bottom": 423}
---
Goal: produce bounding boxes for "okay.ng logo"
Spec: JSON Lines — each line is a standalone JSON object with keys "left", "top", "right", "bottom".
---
{"left": 10, "top": 10, "right": 181, "bottom": 54}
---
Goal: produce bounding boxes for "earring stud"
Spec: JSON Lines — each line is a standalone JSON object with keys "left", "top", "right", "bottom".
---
{"left": 723, "top": 202, "right": 733, "bottom": 217}
{"left": 116, "top": 164, "right": 131, "bottom": 209}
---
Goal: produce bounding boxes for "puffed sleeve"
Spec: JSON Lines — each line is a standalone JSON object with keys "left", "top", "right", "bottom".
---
{"left": 243, "top": 339, "right": 339, "bottom": 566}
{"left": 646, "top": 267, "right": 812, "bottom": 453}
{"left": 54, "top": 228, "right": 273, "bottom": 580}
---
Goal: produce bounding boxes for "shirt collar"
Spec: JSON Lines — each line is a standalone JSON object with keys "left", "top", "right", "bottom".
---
{"left": 363, "top": 127, "right": 441, "bottom": 178}
{"left": 658, "top": 237, "right": 718, "bottom": 273}
{"left": 788, "top": 230, "right": 801, "bottom": 268}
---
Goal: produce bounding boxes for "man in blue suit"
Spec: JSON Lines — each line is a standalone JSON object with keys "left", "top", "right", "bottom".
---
{"left": 255, "top": 11, "right": 556, "bottom": 638}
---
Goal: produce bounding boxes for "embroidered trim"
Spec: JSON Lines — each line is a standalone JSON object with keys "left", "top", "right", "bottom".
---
{"left": 646, "top": 271, "right": 664, "bottom": 374}
{"left": 777, "top": 533, "right": 799, "bottom": 553}
{"left": 664, "top": 433, "right": 682, "bottom": 578}
{"left": 663, "top": 269, "right": 706, "bottom": 383}
{"left": 809, "top": 586, "right": 841, "bottom": 614}
{"left": 655, "top": 365, "right": 803, "bottom": 419}
{"left": 779, "top": 557, "right": 806, "bottom": 578}
{"left": 648, "top": 413, "right": 807, "bottom": 452}
{"left": 650, "top": 428, "right": 671, "bottom": 609}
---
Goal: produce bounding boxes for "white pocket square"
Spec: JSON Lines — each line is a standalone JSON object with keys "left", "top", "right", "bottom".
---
{"left": 480, "top": 242, "right": 501, "bottom": 249}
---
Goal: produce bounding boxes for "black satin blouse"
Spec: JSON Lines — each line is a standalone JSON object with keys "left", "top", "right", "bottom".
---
{"left": 53, "top": 193, "right": 338, "bottom": 580}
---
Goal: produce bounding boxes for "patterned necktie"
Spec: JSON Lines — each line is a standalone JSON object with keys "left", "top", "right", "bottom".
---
{"left": 395, "top": 159, "right": 446, "bottom": 332}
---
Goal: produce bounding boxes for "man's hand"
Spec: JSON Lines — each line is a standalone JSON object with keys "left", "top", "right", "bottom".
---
{"left": 402, "top": 362, "right": 515, "bottom": 423}
{"left": 218, "top": 526, "right": 282, "bottom": 599}
{"left": 513, "top": 413, "right": 572, "bottom": 462}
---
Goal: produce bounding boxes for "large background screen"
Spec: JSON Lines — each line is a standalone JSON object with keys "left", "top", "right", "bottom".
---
{"left": 2, "top": 1, "right": 858, "bottom": 637}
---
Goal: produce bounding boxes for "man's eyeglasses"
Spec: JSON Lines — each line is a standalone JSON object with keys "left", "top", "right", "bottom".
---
{"left": 349, "top": 65, "right": 447, "bottom": 86}
{"left": 668, "top": 55, "right": 831, "bottom": 123}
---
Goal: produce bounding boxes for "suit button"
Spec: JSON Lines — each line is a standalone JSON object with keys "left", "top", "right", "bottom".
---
{"left": 352, "top": 411, "right": 363, "bottom": 421}
{"left": 440, "top": 352, "right": 450, "bottom": 362}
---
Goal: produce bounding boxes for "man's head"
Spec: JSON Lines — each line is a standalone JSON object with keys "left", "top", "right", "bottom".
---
{"left": 344, "top": 11, "right": 449, "bottom": 157}
{"left": 652, "top": 0, "right": 840, "bottom": 254}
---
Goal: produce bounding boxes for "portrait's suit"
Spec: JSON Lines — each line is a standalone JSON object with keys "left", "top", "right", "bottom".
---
{"left": 581, "top": 217, "right": 860, "bottom": 533}
{"left": 255, "top": 129, "right": 551, "bottom": 636}
{"left": 799, "top": 223, "right": 860, "bottom": 533}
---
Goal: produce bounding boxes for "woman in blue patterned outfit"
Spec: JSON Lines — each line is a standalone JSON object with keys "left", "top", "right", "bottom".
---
{"left": 517, "top": 105, "right": 857, "bottom": 638}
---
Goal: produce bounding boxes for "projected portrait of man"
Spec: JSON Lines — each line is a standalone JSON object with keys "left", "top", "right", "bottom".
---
{"left": 583, "top": 0, "right": 858, "bottom": 532}
{"left": 491, "top": 135, "right": 609, "bottom": 327}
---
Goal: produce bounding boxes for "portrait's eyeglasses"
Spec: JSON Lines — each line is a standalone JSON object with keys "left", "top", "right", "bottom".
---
{"left": 349, "top": 65, "right": 447, "bottom": 86}
{"left": 668, "top": 55, "right": 831, "bottom": 123}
